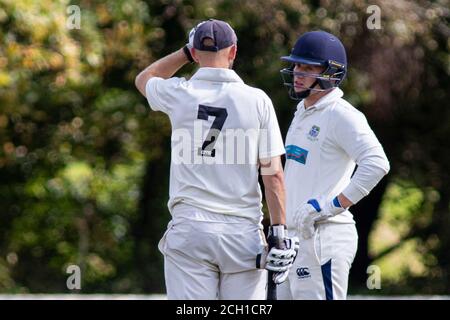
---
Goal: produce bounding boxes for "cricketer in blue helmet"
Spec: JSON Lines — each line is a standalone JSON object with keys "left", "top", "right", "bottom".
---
{"left": 277, "top": 31, "right": 390, "bottom": 300}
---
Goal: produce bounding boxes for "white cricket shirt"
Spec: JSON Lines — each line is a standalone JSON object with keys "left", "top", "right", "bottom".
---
{"left": 284, "top": 88, "right": 390, "bottom": 227}
{"left": 145, "top": 67, "right": 285, "bottom": 223}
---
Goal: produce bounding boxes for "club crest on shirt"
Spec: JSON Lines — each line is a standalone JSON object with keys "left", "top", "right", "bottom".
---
{"left": 307, "top": 125, "right": 320, "bottom": 141}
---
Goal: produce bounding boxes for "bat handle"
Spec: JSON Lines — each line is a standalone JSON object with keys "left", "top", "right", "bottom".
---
{"left": 267, "top": 271, "right": 277, "bottom": 300}
{"left": 266, "top": 225, "right": 286, "bottom": 300}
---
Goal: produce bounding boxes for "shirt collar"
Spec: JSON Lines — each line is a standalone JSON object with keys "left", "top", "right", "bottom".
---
{"left": 296, "top": 88, "right": 344, "bottom": 114}
{"left": 190, "top": 67, "right": 244, "bottom": 83}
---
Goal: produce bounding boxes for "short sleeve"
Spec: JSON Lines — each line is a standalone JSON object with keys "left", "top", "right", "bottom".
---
{"left": 145, "top": 77, "right": 186, "bottom": 114}
{"left": 258, "top": 98, "right": 286, "bottom": 159}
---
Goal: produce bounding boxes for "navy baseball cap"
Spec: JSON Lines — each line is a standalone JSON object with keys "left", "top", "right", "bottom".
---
{"left": 193, "top": 19, "right": 237, "bottom": 52}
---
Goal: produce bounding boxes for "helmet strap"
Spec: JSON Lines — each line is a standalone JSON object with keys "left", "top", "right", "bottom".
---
{"left": 291, "top": 79, "right": 319, "bottom": 100}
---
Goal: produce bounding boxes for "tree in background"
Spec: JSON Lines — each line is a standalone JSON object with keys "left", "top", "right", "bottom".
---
{"left": 0, "top": 0, "right": 448, "bottom": 294}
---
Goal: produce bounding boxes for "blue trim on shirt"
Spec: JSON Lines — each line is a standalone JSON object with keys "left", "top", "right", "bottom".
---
{"left": 307, "top": 199, "right": 321, "bottom": 212}
{"left": 333, "top": 196, "right": 342, "bottom": 208}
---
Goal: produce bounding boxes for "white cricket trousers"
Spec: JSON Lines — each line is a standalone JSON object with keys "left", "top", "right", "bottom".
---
{"left": 158, "top": 204, "right": 267, "bottom": 300}
{"left": 278, "top": 223, "right": 358, "bottom": 300}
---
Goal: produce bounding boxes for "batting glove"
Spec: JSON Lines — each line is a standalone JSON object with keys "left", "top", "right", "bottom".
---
{"left": 257, "top": 225, "right": 300, "bottom": 284}
{"left": 294, "top": 196, "right": 346, "bottom": 239}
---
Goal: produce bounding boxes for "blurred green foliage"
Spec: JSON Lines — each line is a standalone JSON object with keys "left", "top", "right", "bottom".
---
{"left": 0, "top": 0, "right": 449, "bottom": 294}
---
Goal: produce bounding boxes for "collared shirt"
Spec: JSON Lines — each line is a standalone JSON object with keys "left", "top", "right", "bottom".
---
{"left": 284, "top": 88, "right": 390, "bottom": 227}
{"left": 145, "top": 68, "right": 285, "bottom": 223}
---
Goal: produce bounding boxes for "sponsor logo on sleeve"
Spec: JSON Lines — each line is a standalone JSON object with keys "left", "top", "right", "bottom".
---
{"left": 286, "top": 145, "right": 309, "bottom": 164}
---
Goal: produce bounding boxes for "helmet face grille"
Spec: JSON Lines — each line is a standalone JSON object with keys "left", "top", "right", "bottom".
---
{"left": 280, "top": 31, "right": 347, "bottom": 101}
{"left": 279, "top": 64, "right": 346, "bottom": 101}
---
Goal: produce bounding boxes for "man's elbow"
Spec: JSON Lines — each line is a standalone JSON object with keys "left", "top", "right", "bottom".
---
{"left": 366, "top": 149, "right": 391, "bottom": 176}
{"left": 371, "top": 156, "right": 390, "bottom": 183}
{"left": 135, "top": 73, "right": 146, "bottom": 97}
{"left": 263, "top": 170, "right": 285, "bottom": 190}
{"left": 272, "top": 170, "right": 285, "bottom": 184}
{"left": 381, "top": 156, "right": 390, "bottom": 176}
{"left": 134, "top": 74, "right": 140, "bottom": 90}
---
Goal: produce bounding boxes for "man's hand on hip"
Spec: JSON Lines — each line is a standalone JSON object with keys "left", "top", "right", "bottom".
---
{"left": 294, "top": 197, "right": 346, "bottom": 239}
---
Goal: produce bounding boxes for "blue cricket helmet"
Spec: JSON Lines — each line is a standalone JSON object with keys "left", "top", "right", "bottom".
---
{"left": 280, "top": 31, "right": 347, "bottom": 100}
{"left": 281, "top": 30, "right": 347, "bottom": 69}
